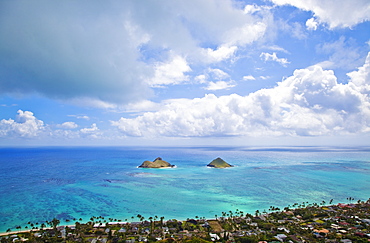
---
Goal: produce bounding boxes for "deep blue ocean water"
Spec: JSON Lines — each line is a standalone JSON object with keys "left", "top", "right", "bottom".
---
{"left": 0, "top": 146, "right": 369, "bottom": 232}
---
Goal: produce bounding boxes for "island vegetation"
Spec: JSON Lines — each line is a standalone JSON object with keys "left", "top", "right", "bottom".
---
{"left": 207, "top": 158, "right": 233, "bottom": 168}
{"left": 138, "top": 157, "right": 175, "bottom": 168}
{"left": 2, "top": 198, "right": 369, "bottom": 242}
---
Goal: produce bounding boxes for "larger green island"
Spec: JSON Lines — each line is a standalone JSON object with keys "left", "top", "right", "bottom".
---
{"left": 138, "top": 157, "right": 175, "bottom": 168}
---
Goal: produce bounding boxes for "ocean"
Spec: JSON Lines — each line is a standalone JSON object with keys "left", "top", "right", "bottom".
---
{"left": 0, "top": 146, "right": 369, "bottom": 232}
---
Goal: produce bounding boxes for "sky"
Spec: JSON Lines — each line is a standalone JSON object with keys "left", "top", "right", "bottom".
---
{"left": 0, "top": 0, "right": 370, "bottom": 146}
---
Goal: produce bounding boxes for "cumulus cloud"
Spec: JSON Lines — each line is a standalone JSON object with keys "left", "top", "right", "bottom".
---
{"left": 205, "top": 81, "right": 236, "bottom": 91}
{"left": 306, "top": 18, "right": 319, "bottom": 30}
{"left": 0, "top": 1, "right": 151, "bottom": 106}
{"left": 57, "top": 122, "right": 78, "bottom": 129}
{"left": 80, "top": 123, "right": 99, "bottom": 134}
{"left": 347, "top": 52, "right": 370, "bottom": 94}
{"left": 260, "top": 52, "right": 290, "bottom": 66}
{"left": 112, "top": 52, "right": 370, "bottom": 137}
{"left": 0, "top": 110, "right": 45, "bottom": 138}
{"left": 0, "top": 0, "right": 269, "bottom": 107}
{"left": 270, "top": 0, "right": 370, "bottom": 29}
{"left": 243, "top": 75, "right": 256, "bottom": 81}
{"left": 201, "top": 45, "right": 238, "bottom": 63}
{"left": 195, "top": 68, "right": 235, "bottom": 91}
{"left": 0, "top": 111, "right": 107, "bottom": 140}
{"left": 80, "top": 123, "right": 101, "bottom": 138}
{"left": 278, "top": 20, "right": 307, "bottom": 39}
{"left": 316, "top": 36, "right": 362, "bottom": 70}
{"left": 244, "top": 4, "right": 273, "bottom": 14}
{"left": 149, "top": 55, "right": 191, "bottom": 87}
{"left": 67, "top": 115, "right": 90, "bottom": 120}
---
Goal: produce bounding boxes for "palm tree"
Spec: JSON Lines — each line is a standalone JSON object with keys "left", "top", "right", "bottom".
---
{"left": 149, "top": 216, "right": 154, "bottom": 234}
{"left": 51, "top": 218, "right": 60, "bottom": 232}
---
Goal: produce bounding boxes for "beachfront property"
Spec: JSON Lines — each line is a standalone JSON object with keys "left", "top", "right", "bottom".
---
{"left": 1, "top": 200, "right": 370, "bottom": 242}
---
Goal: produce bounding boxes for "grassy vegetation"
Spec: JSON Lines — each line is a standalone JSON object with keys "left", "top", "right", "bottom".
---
{"left": 207, "top": 157, "right": 233, "bottom": 168}
{"left": 138, "top": 157, "right": 175, "bottom": 168}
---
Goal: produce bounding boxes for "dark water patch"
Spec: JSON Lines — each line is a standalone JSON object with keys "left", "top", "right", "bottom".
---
{"left": 42, "top": 178, "right": 75, "bottom": 185}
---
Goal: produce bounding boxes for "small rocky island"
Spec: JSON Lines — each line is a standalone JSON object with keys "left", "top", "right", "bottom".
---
{"left": 138, "top": 157, "right": 175, "bottom": 168}
{"left": 207, "top": 157, "right": 233, "bottom": 168}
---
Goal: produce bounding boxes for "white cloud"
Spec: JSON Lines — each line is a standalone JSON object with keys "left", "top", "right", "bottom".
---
{"left": 112, "top": 52, "right": 370, "bottom": 137}
{"left": 347, "top": 52, "right": 370, "bottom": 93}
{"left": 306, "top": 17, "right": 319, "bottom": 30}
{"left": 68, "top": 98, "right": 118, "bottom": 110}
{"left": 316, "top": 36, "right": 362, "bottom": 70}
{"left": 260, "top": 52, "right": 290, "bottom": 66}
{"left": 208, "top": 69, "right": 230, "bottom": 80}
{"left": 223, "top": 22, "right": 267, "bottom": 47}
{"left": 68, "top": 115, "right": 90, "bottom": 120}
{"left": 80, "top": 123, "right": 99, "bottom": 134}
{"left": 201, "top": 45, "right": 238, "bottom": 63}
{"left": 122, "top": 100, "right": 161, "bottom": 113}
{"left": 195, "top": 68, "right": 235, "bottom": 91}
{"left": 0, "top": 110, "right": 45, "bottom": 138}
{"left": 0, "top": 1, "right": 152, "bottom": 106}
{"left": 263, "top": 45, "right": 289, "bottom": 53}
{"left": 80, "top": 123, "right": 101, "bottom": 138}
{"left": 0, "top": 0, "right": 269, "bottom": 106}
{"left": 205, "top": 81, "right": 236, "bottom": 91}
{"left": 270, "top": 0, "right": 370, "bottom": 29}
{"left": 57, "top": 122, "right": 78, "bottom": 129}
{"left": 195, "top": 75, "right": 207, "bottom": 84}
{"left": 244, "top": 4, "right": 273, "bottom": 14}
{"left": 0, "top": 111, "right": 105, "bottom": 140}
{"left": 243, "top": 75, "right": 256, "bottom": 81}
{"left": 149, "top": 55, "right": 191, "bottom": 87}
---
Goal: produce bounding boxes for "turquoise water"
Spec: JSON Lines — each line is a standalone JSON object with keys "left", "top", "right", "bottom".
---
{"left": 0, "top": 146, "right": 369, "bottom": 232}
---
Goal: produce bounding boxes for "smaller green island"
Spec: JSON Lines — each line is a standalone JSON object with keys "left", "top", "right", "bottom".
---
{"left": 138, "top": 157, "right": 175, "bottom": 168}
{"left": 207, "top": 157, "right": 233, "bottom": 168}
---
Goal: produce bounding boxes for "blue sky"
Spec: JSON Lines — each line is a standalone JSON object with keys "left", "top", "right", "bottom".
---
{"left": 0, "top": 0, "right": 369, "bottom": 146}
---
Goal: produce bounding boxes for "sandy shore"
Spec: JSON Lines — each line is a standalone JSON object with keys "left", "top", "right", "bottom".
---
{"left": 0, "top": 225, "right": 76, "bottom": 236}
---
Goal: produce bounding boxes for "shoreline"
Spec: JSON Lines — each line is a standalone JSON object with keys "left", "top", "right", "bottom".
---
{"left": 1, "top": 200, "right": 368, "bottom": 236}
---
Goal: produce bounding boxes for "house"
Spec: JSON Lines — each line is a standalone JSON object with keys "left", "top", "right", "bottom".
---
{"left": 361, "top": 219, "right": 370, "bottom": 224}
{"left": 108, "top": 222, "right": 127, "bottom": 226}
{"left": 275, "top": 234, "right": 287, "bottom": 242}
{"left": 118, "top": 228, "right": 126, "bottom": 233}
{"left": 209, "top": 233, "right": 220, "bottom": 241}
{"left": 277, "top": 227, "right": 290, "bottom": 233}
{"left": 313, "top": 228, "right": 329, "bottom": 237}
{"left": 93, "top": 223, "right": 106, "bottom": 228}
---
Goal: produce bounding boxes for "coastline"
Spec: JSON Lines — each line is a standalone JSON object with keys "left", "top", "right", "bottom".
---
{"left": 1, "top": 201, "right": 369, "bottom": 242}
{"left": 1, "top": 200, "right": 369, "bottom": 234}
{"left": 1, "top": 146, "right": 370, "bottom": 237}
